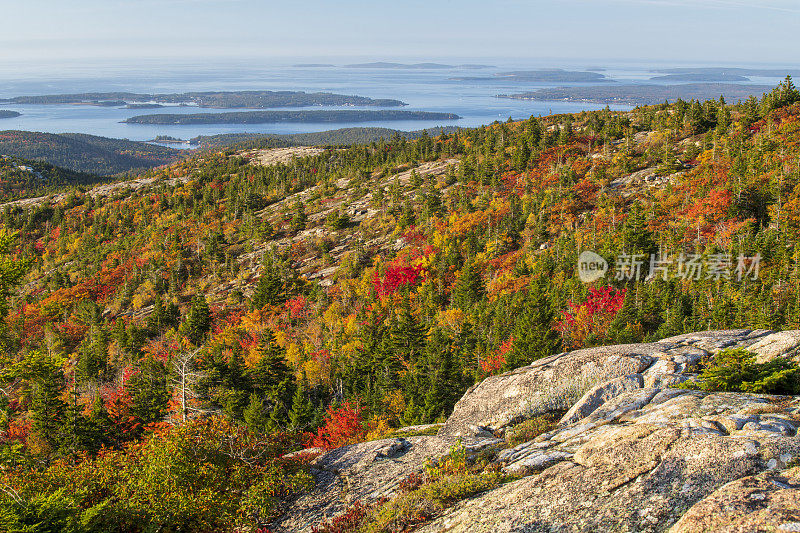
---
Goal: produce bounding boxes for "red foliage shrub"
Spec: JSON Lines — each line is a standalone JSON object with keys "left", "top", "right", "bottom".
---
{"left": 479, "top": 336, "right": 513, "bottom": 375}
{"left": 309, "top": 402, "right": 366, "bottom": 450}
{"left": 312, "top": 501, "right": 370, "bottom": 533}
{"left": 4, "top": 419, "right": 31, "bottom": 445}
{"left": 372, "top": 264, "right": 425, "bottom": 296}
{"left": 556, "top": 286, "right": 626, "bottom": 349}
{"left": 287, "top": 295, "right": 311, "bottom": 319}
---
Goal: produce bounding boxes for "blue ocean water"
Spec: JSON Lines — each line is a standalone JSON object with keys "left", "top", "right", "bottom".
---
{"left": 0, "top": 58, "right": 788, "bottom": 143}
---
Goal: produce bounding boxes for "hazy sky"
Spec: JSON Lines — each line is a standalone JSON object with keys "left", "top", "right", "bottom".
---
{"left": 2, "top": 0, "right": 799, "bottom": 66}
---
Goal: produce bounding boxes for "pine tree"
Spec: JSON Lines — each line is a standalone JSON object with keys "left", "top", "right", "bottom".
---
{"left": 508, "top": 281, "right": 562, "bottom": 368}
{"left": 180, "top": 294, "right": 211, "bottom": 345}
{"left": 243, "top": 393, "right": 269, "bottom": 433}
{"left": 251, "top": 253, "right": 286, "bottom": 309}
{"left": 288, "top": 375, "right": 315, "bottom": 431}
{"left": 451, "top": 260, "right": 485, "bottom": 309}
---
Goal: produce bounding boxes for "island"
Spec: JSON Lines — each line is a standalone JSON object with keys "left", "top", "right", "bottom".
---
{"left": 652, "top": 67, "right": 800, "bottom": 78}
{"left": 123, "top": 110, "right": 461, "bottom": 125}
{"left": 649, "top": 73, "right": 751, "bottom": 82}
{"left": 344, "top": 62, "right": 493, "bottom": 69}
{"left": 497, "top": 83, "right": 774, "bottom": 106}
{"left": 126, "top": 103, "right": 164, "bottom": 109}
{"left": 0, "top": 110, "right": 20, "bottom": 119}
{"left": 452, "top": 69, "right": 609, "bottom": 83}
{"left": 0, "top": 90, "right": 407, "bottom": 108}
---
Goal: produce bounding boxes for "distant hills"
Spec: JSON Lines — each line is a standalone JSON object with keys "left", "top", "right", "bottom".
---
{"left": 0, "top": 90, "right": 407, "bottom": 109}
{"left": 498, "top": 83, "right": 775, "bottom": 106}
{"left": 123, "top": 110, "right": 461, "bottom": 125}
{"left": 0, "top": 131, "right": 181, "bottom": 175}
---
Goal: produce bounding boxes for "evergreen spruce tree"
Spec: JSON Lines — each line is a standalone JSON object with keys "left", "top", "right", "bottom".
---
{"left": 508, "top": 281, "right": 562, "bottom": 369}
{"left": 28, "top": 352, "right": 67, "bottom": 450}
{"left": 251, "top": 253, "right": 286, "bottom": 309}
{"left": 607, "top": 285, "right": 640, "bottom": 344}
{"left": 180, "top": 294, "right": 211, "bottom": 345}
{"left": 288, "top": 374, "right": 315, "bottom": 431}
{"left": 127, "top": 357, "right": 170, "bottom": 428}
{"left": 243, "top": 393, "right": 270, "bottom": 433}
{"left": 249, "top": 330, "right": 295, "bottom": 425}
{"left": 451, "top": 260, "right": 485, "bottom": 309}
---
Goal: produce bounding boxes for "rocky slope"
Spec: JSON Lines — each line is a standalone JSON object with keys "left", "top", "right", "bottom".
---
{"left": 274, "top": 329, "right": 800, "bottom": 532}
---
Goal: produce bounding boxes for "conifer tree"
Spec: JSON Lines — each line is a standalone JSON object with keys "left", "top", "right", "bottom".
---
{"left": 127, "top": 357, "right": 170, "bottom": 428}
{"left": 181, "top": 294, "right": 211, "bottom": 345}
{"left": 288, "top": 374, "right": 315, "bottom": 431}
{"left": 508, "top": 281, "right": 562, "bottom": 368}
{"left": 251, "top": 253, "right": 286, "bottom": 309}
{"left": 243, "top": 393, "right": 269, "bottom": 433}
{"left": 451, "top": 260, "right": 485, "bottom": 309}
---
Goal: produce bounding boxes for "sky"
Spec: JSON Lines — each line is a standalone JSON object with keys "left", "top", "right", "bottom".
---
{"left": 1, "top": 0, "right": 798, "bottom": 66}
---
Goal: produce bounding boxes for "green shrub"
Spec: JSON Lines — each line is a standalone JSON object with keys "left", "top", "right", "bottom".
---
{"left": 677, "top": 348, "right": 800, "bottom": 395}
{"left": 506, "top": 413, "right": 559, "bottom": 447}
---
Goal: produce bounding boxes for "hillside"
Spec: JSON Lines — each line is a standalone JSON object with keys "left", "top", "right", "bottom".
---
{"left": 192, "top": 126, "right": 463, "bottom": 150}
{"left": 0, "top": 155, "right": 98, "bottom": 201}
{"left": 0, "top": 130, "right": 182, "bottom": 175}
{"left": 0, "top": 78, "right": 799, "bottom": 531}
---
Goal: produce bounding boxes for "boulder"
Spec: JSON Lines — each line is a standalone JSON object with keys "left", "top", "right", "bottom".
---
{"left": 420, "top": 390, "right": 800, "bottom": 533}
{"left": 669, "top": 466, "right": 800, "bottom": 532}
{"left": 560, "top": 373, "right": 644, "bottom": 425}
{"left": 746, "top": 330, "right": 800, "bottom": 363}
{"left": 439, "top": 329, "right": 773, "bottom": 438}
{"left": 274, "top": 330, "right": 800, "bottom": 532}
{"left": 271, "top": 436, "right": 456, "bottom": 531}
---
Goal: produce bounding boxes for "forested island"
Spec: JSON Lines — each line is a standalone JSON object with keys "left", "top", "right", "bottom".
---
{"left": 452, "top": 69, "right": 609, "bottom": 83}
{"left": 123, "top": 110, "right": 461, "bottom": 125}
{"left": 344, "top": 62, "right": 493, "bottom": 69}
{"left": 0, "top": 90, "right": 407, "bottom": 108}
{"left": 498, "top": 83, "right": 775, "bottom": 105}
{"left": 0, "top": 110, "right": 21, "bottom": 119}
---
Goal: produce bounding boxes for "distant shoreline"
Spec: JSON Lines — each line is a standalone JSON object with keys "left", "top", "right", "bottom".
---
{"left": 498, "top": 83, "right": 775, "bottom": 106}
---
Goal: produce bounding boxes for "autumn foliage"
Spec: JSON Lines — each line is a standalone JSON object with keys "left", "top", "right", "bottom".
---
{"left": 310, "top": 402, "right": 366, "bottom": 449}
{"left": 556, "top": 286, "right": 626, "bottom": 349}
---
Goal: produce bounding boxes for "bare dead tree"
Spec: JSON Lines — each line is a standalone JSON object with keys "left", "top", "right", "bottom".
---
{"left": 170, "top": 347, "right": 207, "bottom": 423}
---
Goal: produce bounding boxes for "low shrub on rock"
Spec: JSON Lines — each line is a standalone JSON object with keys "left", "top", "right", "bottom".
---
{"left": 678, "top": 348, "right": 800, "bottom": 395}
